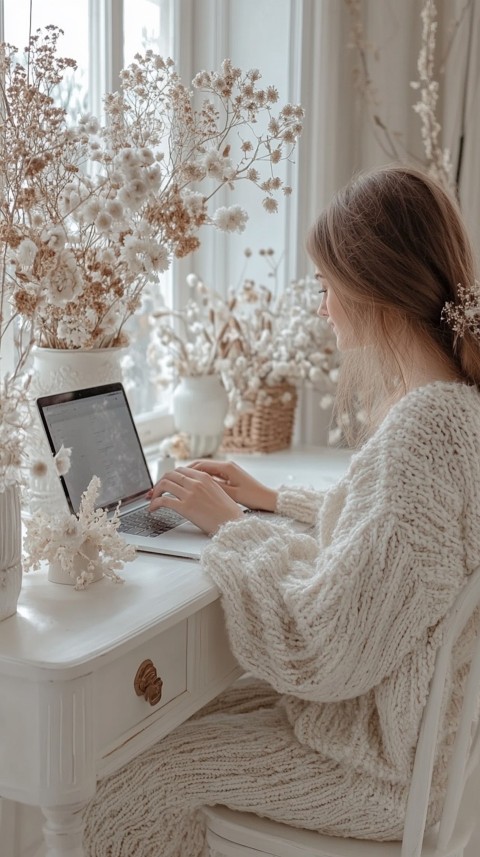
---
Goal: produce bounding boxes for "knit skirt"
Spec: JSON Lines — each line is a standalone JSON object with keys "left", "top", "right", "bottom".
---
{"left": 83, "top": 678, "right": 406, "bottom": 856}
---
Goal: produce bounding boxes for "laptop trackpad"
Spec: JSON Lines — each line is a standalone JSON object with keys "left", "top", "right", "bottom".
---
{"left": 128, "top": 520, "right": 209, "bottom": 559}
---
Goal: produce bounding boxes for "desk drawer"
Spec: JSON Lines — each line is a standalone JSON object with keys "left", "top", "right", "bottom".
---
{"left": 94, "top": 620, "right": 187, "bottom": 749}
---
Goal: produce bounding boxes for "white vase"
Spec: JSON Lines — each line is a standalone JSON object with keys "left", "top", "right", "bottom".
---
{"left": 172, "top": 375, "right": 228, "bottom": 457}
{"left": 31, "top": 345, "right": 126, "bottom": 397}
{"left": 28, "top": 345, "right": 126, "bottom": 513}
{"left": 48, "top": 539, "right": 103, "bottom": 586}
{"left": 0, "top": 485, "right": 23, "bottom": 621}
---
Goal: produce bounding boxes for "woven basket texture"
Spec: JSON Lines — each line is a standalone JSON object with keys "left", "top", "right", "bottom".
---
{"left": 222, "top": 383, "right": 297, "bottom": 453}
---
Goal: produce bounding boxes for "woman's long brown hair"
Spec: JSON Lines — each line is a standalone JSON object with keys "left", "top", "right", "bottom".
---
{"left": 307, "top": 164, "right": 480, "bottom": 444}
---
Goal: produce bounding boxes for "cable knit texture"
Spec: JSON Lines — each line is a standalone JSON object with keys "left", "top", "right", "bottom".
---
{"left": 83, "top": 381, "right": 480, "bottom": 856}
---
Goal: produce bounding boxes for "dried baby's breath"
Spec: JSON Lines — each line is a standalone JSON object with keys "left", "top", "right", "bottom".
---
{"left": 0, "top": 28, "right": 304, "bottom": 351}
{"left": 441, "top": 281, "right": 480, "bottom": 339}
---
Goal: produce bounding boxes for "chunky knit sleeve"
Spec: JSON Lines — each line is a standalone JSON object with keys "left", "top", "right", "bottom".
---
{"left": 275, "top": 486, "right": 324, "bottom": 523}
{"left": 203, "top": 513, "right": 437, "bottom": 702}
{"left": 202, "top": 383, "right": 477, "bottom": 704}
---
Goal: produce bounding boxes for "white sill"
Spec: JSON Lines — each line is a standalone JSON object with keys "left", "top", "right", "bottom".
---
{"left": 135, "top": 409, "right": 175, "bottom": 447}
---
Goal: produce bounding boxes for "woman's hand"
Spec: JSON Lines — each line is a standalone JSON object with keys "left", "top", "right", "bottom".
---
{"left": 146, "top": 467, "right": 244, "bottom": 535}
{"left": 188, "top": 459, "right": 278, "bottom": 512}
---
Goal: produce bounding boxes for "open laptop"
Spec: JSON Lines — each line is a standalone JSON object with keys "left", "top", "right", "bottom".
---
{"left": 36, "top": 382, "right": 213, "bottom": 560}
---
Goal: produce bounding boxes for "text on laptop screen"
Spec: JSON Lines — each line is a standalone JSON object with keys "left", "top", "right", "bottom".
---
{"left": 39, "top": 386, "right": 152, "bottom": 513}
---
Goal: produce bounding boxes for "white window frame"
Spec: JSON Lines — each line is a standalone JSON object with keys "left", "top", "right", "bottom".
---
{"left": 88, "top": 0, "right": 124, "bottom": 119}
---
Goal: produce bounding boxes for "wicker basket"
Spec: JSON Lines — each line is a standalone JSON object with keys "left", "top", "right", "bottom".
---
{"left": 222, "top": 383, "right": 298, "bottom": 453}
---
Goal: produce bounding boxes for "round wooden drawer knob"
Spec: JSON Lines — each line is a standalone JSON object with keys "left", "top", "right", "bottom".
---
{"left": 134, "top": 658, "right": 163, "bottom": 706}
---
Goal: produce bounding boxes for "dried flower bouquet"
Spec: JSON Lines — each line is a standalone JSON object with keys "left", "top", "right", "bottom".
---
{"left": 0, "top": 26, "right": 304, "bottom": 350}
{"left": 149, "top": 268, "right": 340, "bottom": 427}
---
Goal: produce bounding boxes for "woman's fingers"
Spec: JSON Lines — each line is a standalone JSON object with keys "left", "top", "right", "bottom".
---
{"left": 181, "top": 461, "right": 274, "bottom": 510}
{"left": 148, "top": 465, "right": 243, "bottom": 533}
{"left": 150, "top": 466, "right": 212, "bottom": 496}
{"left": 186, "top": 462, "right": 242, "bottom": 500}
{"left": 189, "top": 460, "right": 234, "bottom": 482}
{"left": 149, "top": 491, "right": 183, "bottom": 514}
{"left": 148, "top": 469, "right": 192, "bottom": 503}
{"left": 146, "top": 462, "right": 275, "bottom": 521}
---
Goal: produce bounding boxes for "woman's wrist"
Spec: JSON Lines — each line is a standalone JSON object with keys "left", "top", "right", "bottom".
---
{"left": 262, "top": 487, "right": 278, "bottom": 513}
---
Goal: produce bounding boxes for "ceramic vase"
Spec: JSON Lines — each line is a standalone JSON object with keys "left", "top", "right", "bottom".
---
{"left": 28, "top": 345, "right": 126, "bottom": 513}
{"left": 0, "top": 485, "right": 23, "bottom": 621}
{"left": 48, "top": 539, "right": 104, "bottom": 586}
{"left": 31, "top": 345, "right": 126, "bottom": 397}
{"left": 172, "top": 375, "right": 228, "bottom": 457}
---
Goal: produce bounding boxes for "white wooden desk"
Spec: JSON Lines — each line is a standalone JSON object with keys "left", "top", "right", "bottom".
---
{"left": 0, "top": 448, "right": 351, "bottom": 857}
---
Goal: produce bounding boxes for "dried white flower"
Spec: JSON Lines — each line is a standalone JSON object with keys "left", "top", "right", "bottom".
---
{"left": 106, "top": 199, "right": 125, "bottom": 220}
{"left": 138, "top": 147, "right": 155, "bottom": 165}
{"left": 43, "top": 225, "right": 66, "bottom": 251}
{"left": 328, "top": 427, "right": 343, "bottom": 446}
{"left": 320, "top": 393, "right": 334, "bottom": 409}
{"left": 17, "top": 238, "right": 38, "bottom": 267}
{"left": 23, "top": 474, "right": 136, "bottom": 589}
{"left": 186, "top": 273, "right": 200, "bottom": 289}
{"left": 95, "top": 211, "right": 113, "bottom": 234}
{"left": 262, "top": 197, "right": 278, "bottom": 214}
{"left": 212, "top": 205, "right": 248, "bottom": 233}
{"left": 54, "top": 444, "right": 72, "bottom": 476}
{"left": 147, "top": 244, "right": 170, "bottom": 273}
{"left": 203, "top": 150, "right": 235, "bottom": 181}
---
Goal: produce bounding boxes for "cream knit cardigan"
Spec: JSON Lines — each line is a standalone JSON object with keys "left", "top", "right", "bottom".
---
{"left": 83, "top": 381, "right": 480, "bottom": 856}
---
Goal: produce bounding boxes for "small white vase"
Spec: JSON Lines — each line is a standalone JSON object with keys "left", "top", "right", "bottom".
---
{"left": 28, "top": 345, "right": 127, "bottom": 513}
{"left": 0, "top": 485, "right": 23, "bottom": 621}
{"left": 172, "top": 375, "right": 228, "bottom": 457}
{"left": 48, "top": 539, "right": 104, "bottom": 586}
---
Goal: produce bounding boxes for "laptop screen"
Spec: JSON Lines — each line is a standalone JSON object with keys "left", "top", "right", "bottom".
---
{"left": 37, "top": 383, "right": 153, "bottom": 514}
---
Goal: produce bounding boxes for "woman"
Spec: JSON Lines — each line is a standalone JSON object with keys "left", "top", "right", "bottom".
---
{"left": 84, "top": 165, "right": 480, "bottom": 855}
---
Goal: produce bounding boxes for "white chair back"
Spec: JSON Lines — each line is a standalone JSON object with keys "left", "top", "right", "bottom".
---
{"left": 401, "top": 563, "right": 480, "bottom": 857}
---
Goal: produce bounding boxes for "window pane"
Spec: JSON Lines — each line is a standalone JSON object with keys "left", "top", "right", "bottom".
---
{"left": 3, "top": 0, "right": 89, "bottom": 120}
{"left": 123, "top": 0, "right": 171, "bottom": 65}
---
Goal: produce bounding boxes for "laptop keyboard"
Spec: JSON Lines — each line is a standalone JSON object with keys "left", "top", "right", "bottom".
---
{"left": 118, "top": 507, "right": 184, "bottom": 537}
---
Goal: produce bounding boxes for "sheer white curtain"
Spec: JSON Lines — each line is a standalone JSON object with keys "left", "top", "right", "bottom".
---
{"left": 443, "top": 0, "right": 480, "bottom": 257}
{"left": 291, "top": 0, "right": 426, "bottom": 259}
{"left": 296, "top": 0, "right": 480, "bottom": 260}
